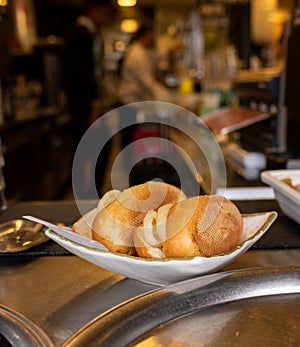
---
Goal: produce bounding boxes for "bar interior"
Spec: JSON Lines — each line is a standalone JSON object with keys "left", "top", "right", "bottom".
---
{"left": 0, "top": 0, "right": 300, "bottom": 346}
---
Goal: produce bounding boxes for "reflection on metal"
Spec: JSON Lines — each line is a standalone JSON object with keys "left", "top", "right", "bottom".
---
{"left": 0, "top": 305, "right": 54, "bottom": 347}
{"left": 0, "top": 219, "right": 48, "bottom": 252}
{"left": 62, "top": 266, "right": 300, "bottom": 347}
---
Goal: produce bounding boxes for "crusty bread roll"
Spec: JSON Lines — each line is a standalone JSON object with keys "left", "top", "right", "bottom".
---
{"left": 92, "top": 181, "right": 186, "bottom": 255}
{"left": 72, "top": 189, "right": 121, "bottom": 239}
{"left": 134, "top": 195, "right": 243, "bottom": 258}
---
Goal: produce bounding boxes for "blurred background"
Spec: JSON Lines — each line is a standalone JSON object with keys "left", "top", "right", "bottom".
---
{"left": 0, "top": 0, "right": 296, "bottom": 203}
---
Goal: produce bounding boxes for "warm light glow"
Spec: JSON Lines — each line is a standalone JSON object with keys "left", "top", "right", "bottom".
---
{"left": 2, "top": 227, "right": 15, "bottom": 236}
{"left": 114, "top": 40, "right": 126, "bottom": 51}
{"left": 120, "top": 19, "right": 138, "bottom": 33}
{"left": 0, "top": 0, "right": 7, "bottom": 6}
{"left": 251, "top": 0, "right": 278, "bottom": 43}
{"left": 16, "top": 0, "right": 30, "bottom": 51}
{"left": 13, "top": 0, "right": 36, "bottom": 52}
{"left": 117, "top": 0, "right": 137, "bottom": 7}
{"left": 16, "top": 220, "right": 23, "bottom": 229}
{"left": 268, "top": 10, "right": 289, "bottom": 24}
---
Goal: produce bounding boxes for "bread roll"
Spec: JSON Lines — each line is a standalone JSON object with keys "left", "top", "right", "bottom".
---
{"left": 92, "top": 181, "right": 186, "bottom": 255}
{"left": 72, "top": 189, "right": 121, "bottom": 238}
{"left": 134, "top": 195, "right": 243, "bottom": 258}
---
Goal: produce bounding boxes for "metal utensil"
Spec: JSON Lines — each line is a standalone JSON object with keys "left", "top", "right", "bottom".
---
{"left": 23, "top": 216, "right": 107, "bottom": 251}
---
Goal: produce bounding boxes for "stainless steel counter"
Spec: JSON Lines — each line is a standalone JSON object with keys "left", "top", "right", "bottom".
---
{"left": 0, "top": 200, "right": 299, "bottom": 346}
{"left": 1, "top": 251, "right": 300, "bottom": 346}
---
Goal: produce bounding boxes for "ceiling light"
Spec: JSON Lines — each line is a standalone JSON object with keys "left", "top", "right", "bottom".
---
{"left": 117, "top": 0, "right": 137, "bottom": 7}
{"left": 121, "top": 19, "right": 138, "bottom": 33}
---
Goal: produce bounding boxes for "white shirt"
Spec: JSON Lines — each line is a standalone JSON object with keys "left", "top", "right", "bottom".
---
{"left": 118, "top": 42, "right": 173, "bottom": 104}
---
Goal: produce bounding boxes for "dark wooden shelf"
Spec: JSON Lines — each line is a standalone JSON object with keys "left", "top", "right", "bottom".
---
{"left": 0, "top": 110, "right": 73, "bottom": 201}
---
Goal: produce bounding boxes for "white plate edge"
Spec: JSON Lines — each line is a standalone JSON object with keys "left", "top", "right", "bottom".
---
{"left": 45, "top": 211, "right": 277, "bottom": 265}
{"left": 261, "top": 170, "right": 300, "bottom": 205}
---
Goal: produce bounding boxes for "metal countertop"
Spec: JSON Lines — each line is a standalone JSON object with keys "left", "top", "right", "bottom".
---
{"left": 1, "top": 251, "right": 300, "bottom": 346}
{"left": 0, "top": 200, "right": 299, "bottom": 346}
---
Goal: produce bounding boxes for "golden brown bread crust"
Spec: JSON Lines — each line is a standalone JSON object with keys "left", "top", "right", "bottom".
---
{"left": 72, "top": 190, "right": 121, "bottom": 241}
{"left": 72, "top": 208, "right": 98, "bottom": 239}
{"left": 92, "top": 181, "right": 186, "bottom": 255}
{"left": 134, "top": 195, "right": 243, "bottom": 258}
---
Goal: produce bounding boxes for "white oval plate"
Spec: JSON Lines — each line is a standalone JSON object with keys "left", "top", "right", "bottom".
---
{"left": 45, "top": 212, "right": 277, "bottom": 286}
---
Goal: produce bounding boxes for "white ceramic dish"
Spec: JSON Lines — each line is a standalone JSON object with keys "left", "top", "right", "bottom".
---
{"left": 261, "top": 169, "right": 300, "bottom": 225}
{"left": 43, "top": 212, "right": 277, "bottom": 286}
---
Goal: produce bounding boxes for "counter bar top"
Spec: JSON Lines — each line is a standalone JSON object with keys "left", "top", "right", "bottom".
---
{"left": 0, "top": 199, "right": 299, "bottom": 346}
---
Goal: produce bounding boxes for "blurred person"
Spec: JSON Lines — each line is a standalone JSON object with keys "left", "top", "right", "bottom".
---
{"left": 64, "top": 0, "right": 112, "bottom": 197}
{"left": 117, "top": 25, "right": 175, "bottom": 154}
{"left": 64, "top": 0, "right": 112, "bottom": 144}
{"left": 118, "top": 25, "right": 174, "bottom": 105}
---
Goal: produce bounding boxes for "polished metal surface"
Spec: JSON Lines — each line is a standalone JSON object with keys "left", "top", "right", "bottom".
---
{"left": 0, "top": 257, "right": 157, "bottom": 346}
{"left": 62, "top": 266, "right": 300, "bottom": 347}
{"left": 132, "top": 293, "right": 300, "bottom": 347}
{"left": 1, "top": 251, "right": 300, "bottom": 346}
{"left": 0, "top": 304, "right": 54, "bottom": 347}
{"left": 0, "top": 220, "right": 48, "bottom": 252}
{"left": 0, "top": 201, "right": 299, "bottom": 346}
